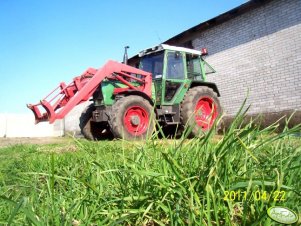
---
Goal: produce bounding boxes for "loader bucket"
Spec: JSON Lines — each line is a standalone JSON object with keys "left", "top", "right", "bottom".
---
{"left": 27, "top": 103, "right": 48, "bottom": 124}
{"left": 27, "top": 100, "right": 57, "bottom": 124}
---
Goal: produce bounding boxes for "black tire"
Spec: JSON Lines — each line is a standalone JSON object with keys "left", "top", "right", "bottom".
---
{"left": 180, "top": 86, "right": 222, "bottom": 137}
{"left": 79, "top": 104, "right": 113, "bottom": 140}
{"left": 109, "top": 95, "right": 154, "bottom": 140}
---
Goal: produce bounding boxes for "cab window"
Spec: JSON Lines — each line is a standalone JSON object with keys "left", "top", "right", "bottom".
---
{"left": 187, "top": 55, "right": 202, "bottom": 80}
{"left": 166, "top": 52, "right": 185, "bottom": 79}
{"left": 140, "top": 52, "right": 164, "bottom": 79}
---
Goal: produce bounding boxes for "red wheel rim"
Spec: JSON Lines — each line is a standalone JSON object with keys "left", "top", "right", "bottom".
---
{"left": 195, "top": 97, "right": 218, "bottom": 130}
{"left": 123, "top": 105, "right": 149, "bottom": 135}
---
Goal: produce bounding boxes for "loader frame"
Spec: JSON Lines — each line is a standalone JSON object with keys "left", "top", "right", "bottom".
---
{"left": 27, "top": 61, "right": 152, "bottom": 124}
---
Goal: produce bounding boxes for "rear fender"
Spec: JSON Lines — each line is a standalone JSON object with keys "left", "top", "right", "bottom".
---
{"left": 189, "top": 81, "right": 221, "bottom": 97}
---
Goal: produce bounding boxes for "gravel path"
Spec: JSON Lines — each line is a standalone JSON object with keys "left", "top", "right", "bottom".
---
{"left": 0, "top": 137, "right": 70, "bottom": 148}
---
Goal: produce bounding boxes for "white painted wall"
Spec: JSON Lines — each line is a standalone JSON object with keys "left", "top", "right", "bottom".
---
{"left": 64, "top": 101, "right": 90, "bottom": 134}
{"left": 0, "top": 114, "right": 64, "bottom": 138}
{"left": 0, "top": 101, "right": 90, "bottom": 138}
{"left": 0, "top": 114, "right": 6, "bottom": 137}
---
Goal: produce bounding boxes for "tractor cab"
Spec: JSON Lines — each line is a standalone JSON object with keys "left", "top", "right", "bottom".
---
{"left": 138, "top": 44, "right": 215, "bottom": 105}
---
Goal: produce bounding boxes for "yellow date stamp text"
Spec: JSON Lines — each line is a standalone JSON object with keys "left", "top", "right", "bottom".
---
{"left": 223, "top": 190, "right": 286, "bottom": 202}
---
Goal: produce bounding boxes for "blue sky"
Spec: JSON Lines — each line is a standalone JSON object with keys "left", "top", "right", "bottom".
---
{"left": 0, "top": 0, "right": 246, "bottom": 113}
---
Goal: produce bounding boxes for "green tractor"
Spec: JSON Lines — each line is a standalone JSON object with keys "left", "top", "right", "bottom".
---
{"left": 27, "top": 44, "right": 222, "bottom": 140}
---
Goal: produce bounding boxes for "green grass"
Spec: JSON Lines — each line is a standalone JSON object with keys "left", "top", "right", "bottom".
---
{"left": 0, "top": 109, "right": 300, "bottom": 225}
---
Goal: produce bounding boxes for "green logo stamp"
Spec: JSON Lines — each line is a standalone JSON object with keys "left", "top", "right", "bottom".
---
{"left": 267, "top": 206, "right": 299, "bottom": 225}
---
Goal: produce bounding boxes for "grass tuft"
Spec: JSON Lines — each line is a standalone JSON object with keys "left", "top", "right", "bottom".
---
{"left": 0, "top": 106, "right": 300, "bottom": 225}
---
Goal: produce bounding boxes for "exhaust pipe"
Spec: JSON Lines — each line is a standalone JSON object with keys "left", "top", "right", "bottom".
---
{"left": 123, "top": 46, "right": 129, "bottom": 65}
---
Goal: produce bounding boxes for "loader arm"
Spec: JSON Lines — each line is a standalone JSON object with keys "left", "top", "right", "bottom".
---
{"left": 27, "top": 60, "right": 152, "bottom": 124}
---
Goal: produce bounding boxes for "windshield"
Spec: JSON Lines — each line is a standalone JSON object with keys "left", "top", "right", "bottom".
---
{"left": 139, "top": 52, "right": 164, "bottom": 79}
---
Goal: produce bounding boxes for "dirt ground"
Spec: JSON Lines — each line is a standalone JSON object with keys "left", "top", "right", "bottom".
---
{"left": 0, "top": 137, "right": 69, "bottom": 148}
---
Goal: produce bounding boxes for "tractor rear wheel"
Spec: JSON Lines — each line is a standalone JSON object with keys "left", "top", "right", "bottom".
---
{"left": 109, "top": 95, "right": 154, "bottom": 140}
{"left": 79, "top": 104, "right": 112, "bottom": 140}
{"left": 180, "top": 86, "right": 222, "bottom": 137}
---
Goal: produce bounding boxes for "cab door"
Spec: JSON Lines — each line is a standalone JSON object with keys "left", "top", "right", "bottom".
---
{"left": 162, "top": 51, "right": 187, "bottom": 105}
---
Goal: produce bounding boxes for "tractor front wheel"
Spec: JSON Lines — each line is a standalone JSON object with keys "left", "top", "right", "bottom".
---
{"left": 180, "top": 86, "right": 222, "bottom": 137}
{"left": 109, "top": 95, "right": 154, "bottom": 140}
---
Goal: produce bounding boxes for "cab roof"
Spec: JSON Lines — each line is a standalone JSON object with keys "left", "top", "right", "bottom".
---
{"left": 138, "top": 44, "right": 202, "bottom": 57}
